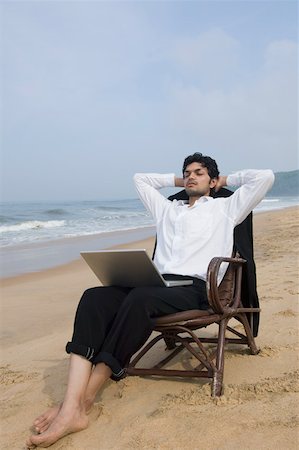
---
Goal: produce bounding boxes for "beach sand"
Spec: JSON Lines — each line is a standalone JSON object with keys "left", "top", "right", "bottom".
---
{"left": 1, "top": 207, "right": 298, "bottom": 449}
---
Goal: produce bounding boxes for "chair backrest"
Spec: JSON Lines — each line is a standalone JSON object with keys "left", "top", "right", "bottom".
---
{"left": 217, "top": 259, "right": 237, "bottom": 308}
{"left": 155, "top": 188, "right": 260, "bottom": 336}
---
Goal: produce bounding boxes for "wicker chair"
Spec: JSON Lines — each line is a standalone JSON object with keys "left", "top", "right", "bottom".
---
{"left": 126, "top": 188, "right": 260, "bottom": 396}
{"left": 126, "top": 253, "right": 260, "bottom": 396}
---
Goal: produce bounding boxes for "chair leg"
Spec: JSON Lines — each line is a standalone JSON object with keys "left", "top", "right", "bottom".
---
{"left": 212, "top": 372, "right": 223, "bottom": 397}
{"left": 238, "top": 314, "right": 260, "bottom": 355}
{"left": 212, "top": 319, "right": 228, "bottom": 397}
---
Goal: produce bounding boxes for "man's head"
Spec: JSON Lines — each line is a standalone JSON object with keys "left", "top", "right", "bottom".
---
{"left": 182, "top": 152, "right": 219, "bottom": 199}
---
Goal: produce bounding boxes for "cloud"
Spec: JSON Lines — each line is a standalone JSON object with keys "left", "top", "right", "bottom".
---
{"left": 164, "top": 37, "right": 298, "bottom": 172}
{"left": 264, "top": 39, "right": 297, "bottom": 71}
{"left": 172, "top": 27, "right": 239, "bottom": 72}
{"left": 169, "top": 28, "right": 240, "bottom": 89}
{"left": 2, "top": 3, "right": 298, "bottom": 200}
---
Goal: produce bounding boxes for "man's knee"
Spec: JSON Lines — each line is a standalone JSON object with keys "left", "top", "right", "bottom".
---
{"left": 81, "top": 287, "right": 102, "bottom": 302}
{"left": 81, "top": 286, "right": 119, "bottom": 299}
{"left": 122, "top": 287, "right": 162, "bottom": 313}
{"left": 79, "top": 287, "right": 117, "bottom": 311}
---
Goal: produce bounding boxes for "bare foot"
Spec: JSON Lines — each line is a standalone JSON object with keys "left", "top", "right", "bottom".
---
{"left": 26, "top": 407, "right": 89, "bottom": 448}
{"left": 32, "top": 404, "right": 62, "bottom": 434}
{"left": 32, "top": 398, "right": 95, "bottom": 434}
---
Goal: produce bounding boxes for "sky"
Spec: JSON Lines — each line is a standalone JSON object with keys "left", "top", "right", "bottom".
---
{"left": 1, "top": 0, "right": 298, "bottom": 202}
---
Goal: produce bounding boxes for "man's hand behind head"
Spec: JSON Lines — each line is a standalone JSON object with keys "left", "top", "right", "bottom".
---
{"left": 214, "top": 176, "right": 228, "bottom": 192}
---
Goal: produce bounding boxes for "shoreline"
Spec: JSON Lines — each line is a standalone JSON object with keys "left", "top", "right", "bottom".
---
{"left": 1, "top": 206, "right": 298, "bottom": 281}
{"left": 0, "top": 235, "right": 156, "bottom": 290}
{"left": 0, "top": 225, "right": 156, "bottom": 279}
{"left": 0, "top": 206, "right": 299, "bottom": 286}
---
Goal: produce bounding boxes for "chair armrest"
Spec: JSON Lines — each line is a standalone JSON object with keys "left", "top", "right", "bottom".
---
{"left": 207, "top": 256, "right": 246, "bottom": 314}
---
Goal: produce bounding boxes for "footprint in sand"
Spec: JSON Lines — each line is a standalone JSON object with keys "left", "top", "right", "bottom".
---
{"left": 274, "top": 309, "right": 298, "bottom": 317}
{"left": 0, "top": 365, "right": 39, "bottom": 386}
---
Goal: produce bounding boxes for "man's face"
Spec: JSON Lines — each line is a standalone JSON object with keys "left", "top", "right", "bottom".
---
{"left": 183, "top": 162, "right": 217, "bottom": 198}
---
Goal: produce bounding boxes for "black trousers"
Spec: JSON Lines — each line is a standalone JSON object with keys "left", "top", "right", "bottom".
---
{"left": 66, "top": 275, "right": 209, "bottom": 380}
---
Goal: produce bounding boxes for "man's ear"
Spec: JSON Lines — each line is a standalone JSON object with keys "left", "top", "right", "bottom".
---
{"left": 209, "top": 178, "right": 217, "bottom": 188}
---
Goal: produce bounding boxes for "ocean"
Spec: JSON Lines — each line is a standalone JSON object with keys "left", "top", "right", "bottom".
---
{"left": 0, "top": 199, "right": 153, "bottom": 248}
{"left": 1, "top": 195, "right": 298, "bottom": 278}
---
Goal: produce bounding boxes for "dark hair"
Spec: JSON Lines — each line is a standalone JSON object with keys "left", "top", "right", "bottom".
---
{"left": 182, "top": 152, "right": 220, "bottom": 179}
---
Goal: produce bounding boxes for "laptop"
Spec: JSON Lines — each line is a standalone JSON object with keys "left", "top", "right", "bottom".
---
{"left": 80, "top": 249, "right": 193, "bottom": 288}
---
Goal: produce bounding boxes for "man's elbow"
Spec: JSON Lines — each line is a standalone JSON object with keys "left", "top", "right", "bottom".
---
{"left": 133, "top": 173, "right": 144, "bottom": 184}
{"left": 265, "top": 170, "right": 275, "bottom": 190}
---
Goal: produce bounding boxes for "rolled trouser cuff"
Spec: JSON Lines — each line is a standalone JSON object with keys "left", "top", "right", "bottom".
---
{"left": 65, "top": 342, "right": 125, "bottom": 381}
{"left": 66, "top": 341, "right": 96, "bottom": 361}
{"left": 93, "top": 351, "right": 126, "bottom": 381}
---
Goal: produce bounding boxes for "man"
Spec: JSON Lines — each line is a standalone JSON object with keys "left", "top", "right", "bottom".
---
{"left": 27, "top": 153, "right": 274, "bottom": 448}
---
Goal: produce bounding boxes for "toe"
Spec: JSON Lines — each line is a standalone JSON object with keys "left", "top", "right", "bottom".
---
{"left": 25, "top": 438, "right": 36, "bottom": 449}
{"left": 35, "top": 420, "right": 47, "bottom": 432}
{"left": 34, "top": 416, "right": 44, "bottom": 426}
{"left": 38, "top": 424, "right": 50, "bottom": 434}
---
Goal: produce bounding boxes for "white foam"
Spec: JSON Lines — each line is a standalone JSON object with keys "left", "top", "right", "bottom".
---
{"left": 261, "top": 198, "right": 279, "bottom": 203}
{"left": 0, "top": 220, "right": 66, "bottom": 233}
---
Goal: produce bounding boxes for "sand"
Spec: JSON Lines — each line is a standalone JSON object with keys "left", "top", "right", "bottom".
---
{"left": 1, "top": 207, "right": 298, "bottom": 450}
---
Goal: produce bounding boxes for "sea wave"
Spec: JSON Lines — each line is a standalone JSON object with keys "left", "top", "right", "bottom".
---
{"left": 0, "top": 215, "right": 13, "bottom": 224}
{"left": 44, "top": 208, "right": 68, "bottom": 215}
{"left": 0, "top": 220, "right": 66, "bottom": 233}
{"left": 100, "top": 212, "right": 149, "bottom": 220}
{"left": 95, "top": 205, "right": 130, "bottom": 211}
{"left": 1, "top": 196, "right": 297, "bottom": 249}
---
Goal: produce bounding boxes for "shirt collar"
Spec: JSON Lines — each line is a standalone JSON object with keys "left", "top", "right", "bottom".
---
{"left": 178, "top": 196, "right": 213, "bottom": 207}
{"left": 195, "top": 196, "right": 213, "bottom": 204}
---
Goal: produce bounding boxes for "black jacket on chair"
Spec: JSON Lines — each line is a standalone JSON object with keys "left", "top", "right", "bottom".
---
{"left": 153, "top": 187, "right": 260, "bottom": 337}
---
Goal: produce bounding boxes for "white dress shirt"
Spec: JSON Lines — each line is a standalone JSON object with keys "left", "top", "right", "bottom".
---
{"left": 134, "top": 169, "right": 274, "bottom": 284}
